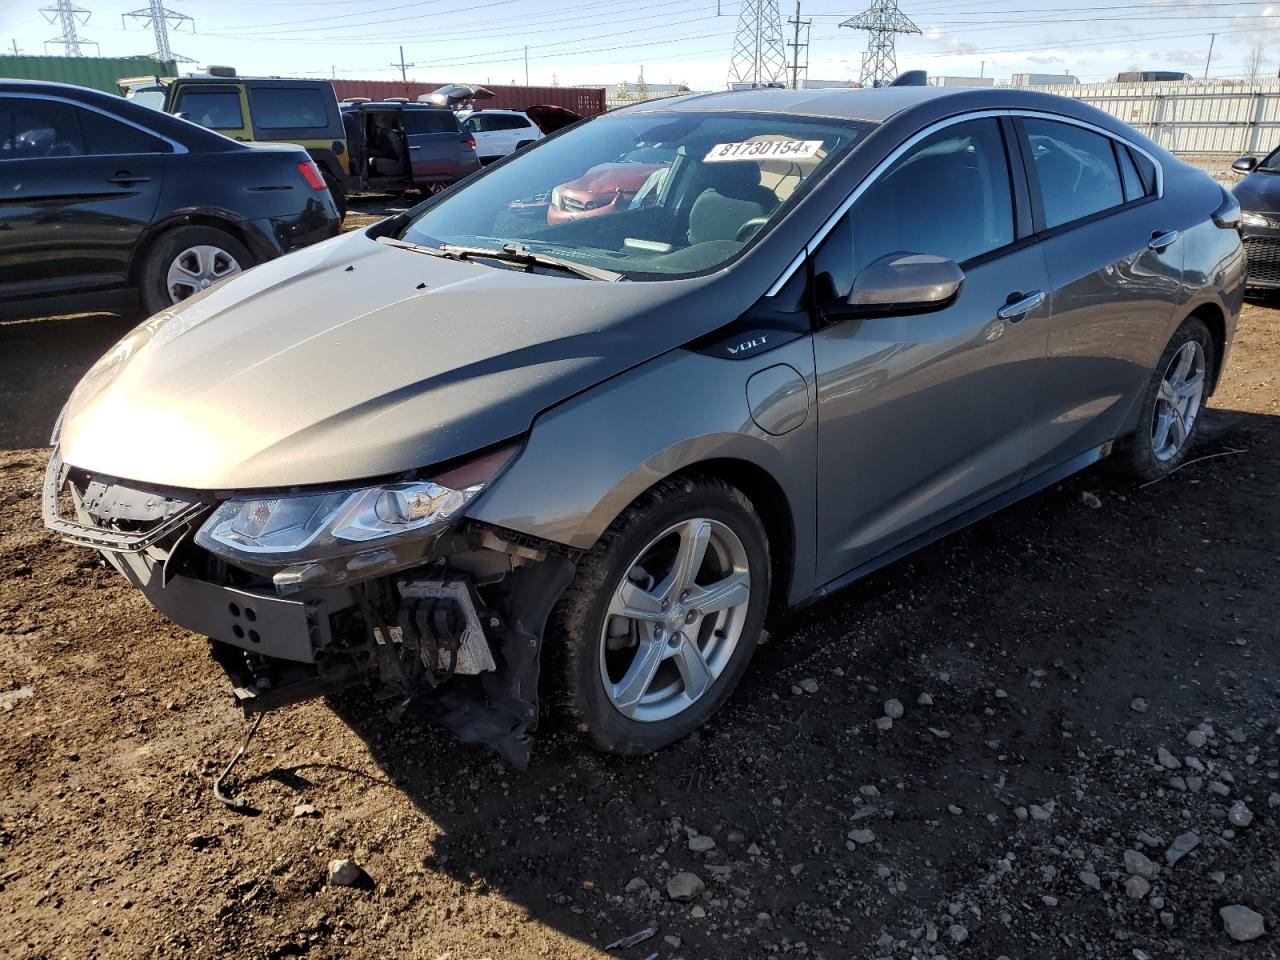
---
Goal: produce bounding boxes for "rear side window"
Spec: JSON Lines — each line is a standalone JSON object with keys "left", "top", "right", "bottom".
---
{"left": 1116, "top": 144, "right": 1147, "bottom": 202}
{"left": 172, "top": 87, "right": 243, "bottom": 130}
{"left": 77, "top": 108, "right": 170, "bottom": 154}
{"left": 0, "top": 98, "right": 83, "bottom": 157}
{"left": 847, "top": 117, "right": 1015, "bottom": 274}
{"left": 251, "top": 87, "right": 332, "bottom": 130}
{"left": 1024, "top": 118, "right": 1125, "bottom": 229}
{"left": 403, "top": 110, "right": 459, "bottom": 135}
{"left": 467, "top": 113, "right": 529, "bottom": 133}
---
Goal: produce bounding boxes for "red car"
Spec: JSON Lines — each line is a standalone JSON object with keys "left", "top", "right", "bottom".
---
{"left": 546, "top": 146, "right": 675, "bottom": 224}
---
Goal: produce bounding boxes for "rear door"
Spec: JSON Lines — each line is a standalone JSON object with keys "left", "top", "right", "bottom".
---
{"left": 812, "top": 116, "right": 1051, "bottom": 584}
{"left": 0, "top": 95, "right": 167, "bottom": 301}
{"left": 1015, "top": 116, "right": 1183, "bottom": 472}
{"left": 402, "top": 109, "right": 467, "bottom": 182}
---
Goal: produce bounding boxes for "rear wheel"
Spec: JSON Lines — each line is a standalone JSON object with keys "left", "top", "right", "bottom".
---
{"left": 139, "top": 225, "right": 254, "bottom": 315}
{"left": 551, "top": 477, "right": 770, "bottom": 755}
{"left": 1110, "top": 315, "right": 1213, "bottom": 482}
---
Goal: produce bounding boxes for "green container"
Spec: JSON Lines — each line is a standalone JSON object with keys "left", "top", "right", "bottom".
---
{"left": 0, "top": 55, "right": 178, "bottom": 94}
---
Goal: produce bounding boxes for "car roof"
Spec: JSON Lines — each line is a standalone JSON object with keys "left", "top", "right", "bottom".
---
{"left": 613, "top": 85, "right": 954, "bottom": 123}
{"left": 341, "top": 100, "right": 452, "bottom": 109}
{"left": 171, "top": 75, "right": 331, "bottom": 85}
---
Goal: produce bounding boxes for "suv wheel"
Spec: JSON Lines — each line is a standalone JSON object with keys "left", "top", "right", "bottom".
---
{"left": 551, "top": 477, "right": 770, "bottom": 755}
{"left": 140, "top": 225, "right": 254, "bottom": 315}
{"left": 1110, "top": 315, "right": 1214, "bottom": 482}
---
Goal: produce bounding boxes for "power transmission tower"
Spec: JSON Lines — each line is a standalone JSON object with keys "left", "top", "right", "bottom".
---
{"left": 41, "top": 0, "right": 98, "bottom": 57}
{"left": 786, "top": 0, "right": 811, "bottom": 90}
{"left": 727, "top": 0, "right": 787, "bottom": 88}
{"left": 841, "top": 0, "right": 920, "bottom": 87}
{"left": 122, "top": 0, "right": 195, "bottom": 63}
{"left": 391, "top": 45, "right": 415, "bottom": 82}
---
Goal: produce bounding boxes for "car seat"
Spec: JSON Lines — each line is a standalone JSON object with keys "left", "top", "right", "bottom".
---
{"left": 687, "top": 162, "right": 778, "bottom": 245}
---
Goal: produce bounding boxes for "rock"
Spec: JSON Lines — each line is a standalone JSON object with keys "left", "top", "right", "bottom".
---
{"left": 1186, "top": 729, "right": 1208, "bottom": 748}
{"left": 1124, "top": 849, "right": 1158, "bottom": 879}
{"left": 995, "top": 688, "right": 1008, "bottom": 699}
{"left": 798, "top": 677, "right": 819, "bottom": 694}
{"left": 1229, "top": 801, "right": 1254, "bottom": 827}
{"left": 691, "top": 904, "right": 706, "bottom": 918}
{"left": 185, "top": 832, "right": 213, "bottom": 849}
{"left": 848, "top": 829, "right": 876, "bottom": 845}
{"left": 1220, "top": 904, "right": 1266, "bottom": 942}
{"left": 0, "top": 687, "right": 34, "bottom": 712}
{"left": 1130, "top": 697, "right": 1149, "bottom": 713}
{"left": 1042, "top": 895, "right": 1058, "bottom": 907}
{"left": 859, "top": 784, "right": 881, "bottom": 798}
{"left": 292, "top": 803, "right": 320, "bottom": 819}
{"left": 876, "top": 716, "right": 893, "bottom": 731}
{"left": 1165, "top": 832, "right": 1200, "bottom": 866}
{"left": 1169, "top": 776, "right": 1187, "bottom": 791}
{"left": 1124, "top": 876, "right": 1151, "bottom": 899}
{"left": 917, "top": 692, "right": 934, "bottom": 706}
{"left": 1209, "top": 781, "right": 1231, "bottom": 797}
{"left": 1269, "top": 792, "right": 1280, "bottom": 808}
{"left": 1079, "top": 870, "right": 1101, "bottom": 891}
{"left": 949, "top": 924, "right": 969, "bottom": 944}
{"left": 688, "top": 834, "right": 717, "bottom": 852}
{"left": 1080, "top": 490, "right": 1102, "bottom": 509}
{"left": 726, "top": 829, "right": 745, "bottom": 844}
{"left": 1160, "top": 911, "right": 1175, "bottom": 929}
{"left": 1228, "top": 727, "right": 1247, "bottom": 744}
{"left": 327, "top": 859, "right": 366, "bottom": 887}
{"left": 746, "top": 843, "right": 761, "bottom": 856}
{"left": 664, "top": 935, "right": 682, "bottom": 948}
{"left": 1030, "top": 802, "right": 1054, "bottom": 822}
{"left": 884, "top": 698, "right": 904, "bottom": 719}
{"left": 1014, "top": 806, "right": 1028, "bottom": 821}
{"left": 1156, "top": 747, "right": 1181, "bottom": 769}
{"left": 947, "top": 804, "right": 963, "bottom": 815}
{"left": 624, "top": 877, "right": 648, "bottom": 893}
{"left": 667, "top": 872, "right": 704, "bottom": 902}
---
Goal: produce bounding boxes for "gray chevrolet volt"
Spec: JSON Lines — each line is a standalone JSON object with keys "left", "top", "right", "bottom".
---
{"left": 45, "top": 86, "right": 1245, "bottom": 763}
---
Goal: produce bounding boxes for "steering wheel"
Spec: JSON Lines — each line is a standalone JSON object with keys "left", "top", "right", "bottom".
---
{"left": 735, "top": 216, "right": 770, "bottom": 243}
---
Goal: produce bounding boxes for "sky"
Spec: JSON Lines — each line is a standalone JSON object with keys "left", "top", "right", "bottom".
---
{"left": 2, "top": 0, "right": 1279, "bottom": 90}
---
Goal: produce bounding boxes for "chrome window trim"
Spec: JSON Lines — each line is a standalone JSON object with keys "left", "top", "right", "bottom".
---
{"left": 765, "top": 107, "right": 1165, "bottom": 297}
{"left": 0, "top": 91, "right": 189, "bottom": 158}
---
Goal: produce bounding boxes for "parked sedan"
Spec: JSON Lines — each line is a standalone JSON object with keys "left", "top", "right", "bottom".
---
{"left": 1, "top": 80, "right": 341, "bottom": 317}
{"left": 45, "top": 86, "right": 1244, "bottom": 767}
{"left": 1231, "top": 147, "right": 1280, "bottom": 290}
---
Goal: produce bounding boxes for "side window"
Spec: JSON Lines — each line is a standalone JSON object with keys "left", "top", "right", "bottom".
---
{"left": 848, "top": 117, "right": 1015, "bottom": 276}
{"left": 172, "top": 87, "right": 244, "bottom": 131}
{"left": 1116, "top": 144, "right": 1146, "bottom": 202}
{"left": 1131, "top": 148, "right": 1157, "bottom": 194}
{"left": 0, "top": 99, "right": 84, "bottom": 157}
{"left": 77, "top": 108, "right": 170, "bottom": 155}
{"left": 1023, "top": 118, "right": 1125, "bottom": 229}
{"left": 251, "top": 87, "right": 330, "bottom": 130}
{"left": 403, "top": 110, "right": 458, "bottom": 135}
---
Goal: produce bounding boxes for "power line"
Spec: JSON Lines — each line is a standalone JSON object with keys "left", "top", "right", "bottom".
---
{"left": 40, "top": 0, "right": 97, "bottom": 56}
{"left": 727, "top": 0, "right": 787, "bottom": 86}
{"left": 841, "top": 0, "right": 920, "bottom": 87}
{"left": 122, "top": 0, "right": 195, "bottom": 63}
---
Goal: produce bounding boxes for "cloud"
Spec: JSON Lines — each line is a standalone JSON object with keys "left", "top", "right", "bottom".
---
{"left": 947, "top": 37, "right": 977, "bottom": 54}
{"left": 1028, "top": 53, "right": 1066, "bottom": 64}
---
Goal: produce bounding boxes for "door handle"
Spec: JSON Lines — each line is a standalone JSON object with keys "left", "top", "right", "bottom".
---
{"left": 1148, "top": 229, "right": 1179, "bottom": 251}
{"left": 106, "top": 172, "right": 152, "bottom": 185}
{"left": 996, "top": 289, "right": 1046, "bottom": 322}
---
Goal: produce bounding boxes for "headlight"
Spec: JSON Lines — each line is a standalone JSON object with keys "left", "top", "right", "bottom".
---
{"left": 194, "top": 445, "right": 516, "bottom": 592}
{"left": 1242, "top": 210, "right": 1274, "bottom": 229}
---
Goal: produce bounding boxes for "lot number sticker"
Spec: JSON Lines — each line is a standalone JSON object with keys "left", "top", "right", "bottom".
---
{"left": 704, "top": 139, "right": 824, "bottom": 162}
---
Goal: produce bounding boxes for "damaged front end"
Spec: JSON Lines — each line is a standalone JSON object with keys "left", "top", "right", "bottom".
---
{"left": 42, "top": 448, "right": 575, "bottom": 766}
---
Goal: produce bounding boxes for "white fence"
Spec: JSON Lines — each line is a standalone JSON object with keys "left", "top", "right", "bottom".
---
{"left": 1032, "top": 80, "right": 1280, "bottom": 157}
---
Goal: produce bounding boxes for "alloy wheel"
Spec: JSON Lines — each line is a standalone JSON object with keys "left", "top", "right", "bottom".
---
{"left": 166, "top": 245, "right": 242, "bottom": 304}
{"left": 1151, "top": 340, "right": 1206, "bottom": 462}
{"left": 599, "top": 518, "right": 752, "bottom": 723}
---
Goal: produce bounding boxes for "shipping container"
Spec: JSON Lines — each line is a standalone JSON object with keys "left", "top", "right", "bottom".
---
{"left": 330, "top": 79, "right": 606, "bottom": 117}
{"left": 1011, "top": 72, "right": 1080, "bottom": 87}
{"left": 0, "top": 54, "right": 177, "bottom": 94}
{"left": 927, "top": 76, "right": 995, "bottom": 87}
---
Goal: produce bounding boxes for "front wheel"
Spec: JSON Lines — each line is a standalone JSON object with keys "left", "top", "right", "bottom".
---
{"left": 551, "top": 477, "right": 770, "bottom": 755}
{"left": 1110, "top": 315, "right": 1214, "bottom": 481}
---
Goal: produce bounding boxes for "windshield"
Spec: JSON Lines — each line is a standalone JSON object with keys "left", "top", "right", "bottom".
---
{"left": 398, "top": 111, "right": 873, "bottom": 280}
{"left": 1260, "top": 146, "right": 1280, "bottom": 172}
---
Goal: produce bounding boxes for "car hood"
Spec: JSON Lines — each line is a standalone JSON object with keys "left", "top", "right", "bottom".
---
{"left": 561, "top": 162, "right": 664, "bottom": 195}
{"left": 57, "top": 229, "right": 724, "bottom": 491}
{"left": 1233, "top": 170, "right": 1280, "bottom": 211}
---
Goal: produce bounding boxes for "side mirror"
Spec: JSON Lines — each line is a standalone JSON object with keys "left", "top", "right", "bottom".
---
{"left": 822, "top": 253, "right": 965, "bottom": 322}
{"left": 1232, "top": 156, "right": 1259, "bottom": 174}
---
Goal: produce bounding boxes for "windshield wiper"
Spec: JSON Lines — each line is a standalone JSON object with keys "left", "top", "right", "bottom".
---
{"left": 441, "top": 242, "right": 625, "bottom": 282}
{"left": 378, "top": 236, "right": 624, "bottom": 282}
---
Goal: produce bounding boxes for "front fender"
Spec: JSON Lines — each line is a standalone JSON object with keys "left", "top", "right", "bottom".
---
{"left": 468, "top": 337, "right": 820, "bottom": 603}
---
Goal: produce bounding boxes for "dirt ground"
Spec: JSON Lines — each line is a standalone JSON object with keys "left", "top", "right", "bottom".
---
{"left": 1, "top": 210, "right": 1278, "bottom": 958}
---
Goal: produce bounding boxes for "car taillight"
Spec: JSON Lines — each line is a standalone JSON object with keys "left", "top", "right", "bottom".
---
{"left": 467, "top": 137, "right": 477, "bottom": 149}
{"left": 297, "top": 160, "right": 327, "bottom": 191}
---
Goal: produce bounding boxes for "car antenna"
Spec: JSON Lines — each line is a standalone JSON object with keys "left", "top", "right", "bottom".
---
{"left": 212, "top": 712, "right": 266, "bottom": 813}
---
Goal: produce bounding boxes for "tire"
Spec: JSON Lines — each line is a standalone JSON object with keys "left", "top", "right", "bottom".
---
{"left": 1109, "top": 315, "right": 1214, "bottom": 482}
{"left": 139, "top": 225, "right": 254, "bottom": 316}
{"left": 550, "top": 476, "right": 770, "bottom": 755}
{"left": 323, "top": 172, "right": 348, "bottom": 218}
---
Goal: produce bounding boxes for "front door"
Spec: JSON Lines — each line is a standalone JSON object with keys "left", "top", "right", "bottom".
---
{"left": 168, "top": 82, "right": 251, "bottom": 142}
{"left": 812, "top": 117, "right": 1050, "bottom": 585}
{"left": 0, "top": 96, "right": 166, "bottom": 302}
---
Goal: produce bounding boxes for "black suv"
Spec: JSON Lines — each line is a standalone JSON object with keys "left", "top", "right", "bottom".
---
{"left": 0, "top": 81, "right": 341, "bottom": 317}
